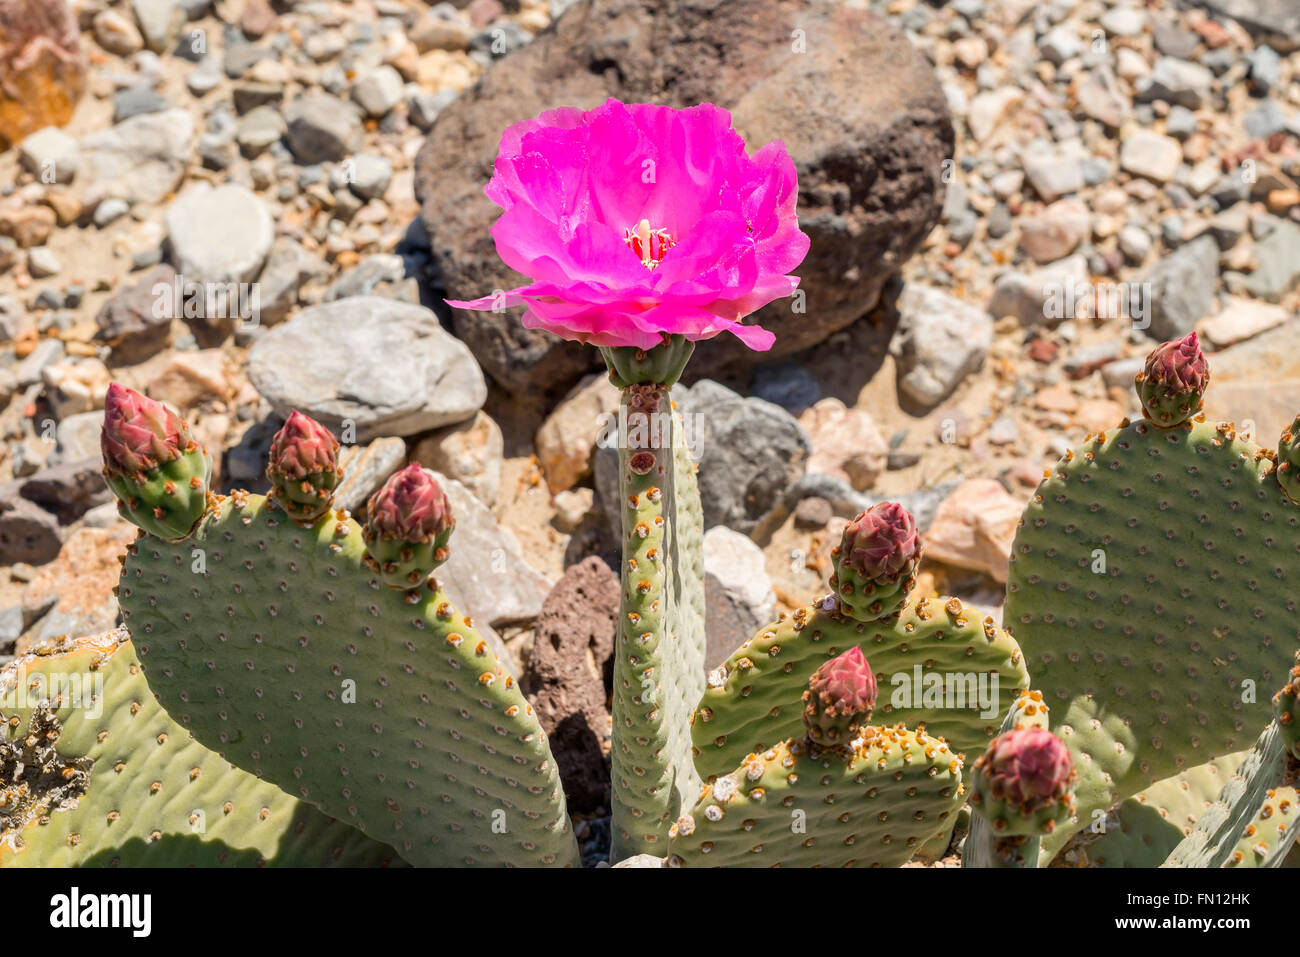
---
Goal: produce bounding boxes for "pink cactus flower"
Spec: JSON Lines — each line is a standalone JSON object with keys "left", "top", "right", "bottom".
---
{"left": 101, "top": 383, "right": 191, "bottom": 477}
{"left": 446, "top": 99, "right": 809, "bottom": 351}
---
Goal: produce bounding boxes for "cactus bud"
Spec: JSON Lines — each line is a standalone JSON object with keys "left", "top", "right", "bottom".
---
{"left": 363, "top": 465, "right": 454, "bottom": 588}
{"left": 101, "top": 383, "right": 211, "bottom": 541}
{"left": 970, "top": 727, "right": 1077, "bottom": 836}
{"left": 801, "top": 646, "right": 877, "bottom": 749}
{"left": 830, "top": 502, "right": 921, "bottom": 622}
{"left": 1276, "top": 414, "right": 1300, "bottom": 506}
{"left": 267, "top": 411, "right": 342, "bottom": 522}
{"left": 1136, "top": 332, "right": 1209, "bottom": 428}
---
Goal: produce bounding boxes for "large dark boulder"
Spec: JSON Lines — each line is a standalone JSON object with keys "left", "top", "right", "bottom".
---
{"left": 416, "top": 0, "right": 953, "bottom": 398}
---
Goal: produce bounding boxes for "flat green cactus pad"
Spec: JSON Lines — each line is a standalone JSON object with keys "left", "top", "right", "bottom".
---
{"left": 117, "top": 492, "right": 579, "bottom": 867}
{"left": 1056, "top": 753, "right": 1248, "bottom": 867}
{"left": 691, "top": 595, "right": 1029, "bottom": 781}
{"left": 1, "top": 630, "right": 402, "bottom": 867}
{"left": 1007, "top": 416, "right": 1300, "bottom": 855}
{"left": 667, "top": 724, "right": 964, "bottom": 867}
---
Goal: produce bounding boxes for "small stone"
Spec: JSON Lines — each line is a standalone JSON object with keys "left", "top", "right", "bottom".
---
{"left": 794, "top": 495, "right": 832, "bottom": 529}
{"left": 798, "top": 397, "right": 888, "bottom": 492}
{"left": 1022, "top": 149, "right": 1083, "bottom": 202}
{"left": 1140, "top": 234, "right": 1220, "bottom": 340}
{"left": 703, "top": 525, "right": 776, "bottom": 658}
{"left": 1199, "top": 297, "right": 1290, "bottom": 348}
{"left": 1120, "top": 129, "right": 1182, "bottom": 183}
{"left": 333, "top": 437, "right": 407, "bottom": 513}
{"left": 165, "top": 182, "right": 274, "bottom": 285}
{"left": 346, "top": 153, "right": 393, "bottom": 201}
{"left": 890, "top": 283, "right": 993, "bottom": 407}
{"left": 1018, "top": 198, "right": 1090, "bottom": 262}
{"left": 112, "top": 87, "right": 167, "bottom": 123}
{"left": 0, "top": 497, "right": 61, "bottom": 565}
{"left": 284, "top": 93, "right": 364, "bottom": 164}
{"left": 131, "top": 0, "right": 185, "bottom": 53}
{"left": 1135, "top": 56, "right": 1213, "bottom": 109}
{"left": 19, "top": 126, "right": 78, "bottom": 184}
{"left": 93, "top": 9, "right": 144, "bottom": 56}
{"left": 552, "top": 487, "right": 594, "bottom": 532}
{"left": 26, "top": 246, "right": 60, "bottom": 278}
{"left": 351, "top": 66, "right": 404, "bottom": 118}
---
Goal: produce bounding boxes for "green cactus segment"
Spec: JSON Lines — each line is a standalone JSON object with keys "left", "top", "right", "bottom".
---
{"left": 1006, "top": 415, "right": 1300, "bottom": 856}
{"left": 963, "top": 690, "right": 1053, "bottom": 868}
{"left": 118, "top": 493, "right": 578, "bottom": 867}
{"left": 1279, "top": 415, "right": 1300, "bottom": 507}
{"left": 611, "top": 385, "right": 704, "bottom": 859}
{"left": 600, "top": 335, "right": 695, "bottom": 388}
{"left": 1, "top": 630, "right": 402, "bottom": 868}
{"left": 666, "top": 724, "right": 964, "bottom": 867}
{"left": 105, "top": 447, "right": 212, "bottom": 543}
{"left": 1274, "top": 653, "right": 1300, "bottom": 760}
{"left": 1161, "top": 721, "right": 1292, "bottom": 868}
{"left": 692, "top": 595, "right": 1029, "bottom": 782}
{"left": 1061, "top": 753, "right": 1248, "bottom": 868}
{"left": 671, "top": 407, "right": 707, "bottom": 714}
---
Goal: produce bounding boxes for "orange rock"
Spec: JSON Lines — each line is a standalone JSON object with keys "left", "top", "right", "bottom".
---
{"left": 0, "top": 0, "right": 86, "bottom": 148}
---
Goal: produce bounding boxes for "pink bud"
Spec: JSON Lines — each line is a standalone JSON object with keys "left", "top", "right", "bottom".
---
{"left": 366, "top": 465, "right": 452, "bottom": 544}
{"left": 101, "top": 383, "right": 190, "bottom": 477}
{"left": 808, "top": 646, "right": 878, "bottom": 717}
{"left": 840, "top": 503, "right": 921, "bottom": 583}
{"left": 268, "top": 411, "right": 339, "bottom": 481}
{"left": 979, "top": 727, "right": 1075, "bottom": 810}
{"left": 1145, "top": 332, "right": 1208, "bottom": 393}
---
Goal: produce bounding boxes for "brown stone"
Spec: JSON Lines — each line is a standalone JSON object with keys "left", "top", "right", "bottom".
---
{"left": 0, "top": 0, "right": 85, "bottom": 148}
{"left": 525, "top": 555, "right": 618, "bottom": 813}
{"left": 0, "top": 203, "right": 56, "bottom": 248}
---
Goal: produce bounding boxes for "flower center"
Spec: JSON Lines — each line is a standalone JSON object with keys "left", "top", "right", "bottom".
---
{"left": 624, "top": 218, "right": 675, "bottom": 270}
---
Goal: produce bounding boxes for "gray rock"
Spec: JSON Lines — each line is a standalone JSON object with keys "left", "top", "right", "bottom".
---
{"left": 323, "top": 254, "right": 406, "bottom": 301}
{"left": 94, "top": 264, "right": 176, "bottom": 361}
{"left": 1242, "top": 221, "right": 1300, "bottom": 302}
{"left": 78, "top": 109, "right": 195, "bottom": 205}
{"left": 890, "top": 283, "right": 992, "bottom": 407}
{"left": 1134, "top": 56, "right": 1214, "bottom": 109}
{"left": 1243, "top": 99, "right": 1290, "bottom": 140}
{"left": 18, "top": 459, "right": 113, "bottom": 523}
{"left": 428, "top": 470, "right": 552, "bottom": 627}
{"left": 0, "top": 498, "right": 61, "bottom": 565}
{"left": 166, "top": 183, "right": 274, "bottom": 285}
{"left": 1022, "top": 148, "right": 1083, "bottom": 201}
{"left": 1190, "top": 0, "right": 1300, "bottom": 50}
{"left": 19, "top": 127, "right": 79, "bottom": 184}
{"left": 1249, "top": 45, "right": 1281, "bottom": 92}
{"left": 749, "top": 362, "right": 821, "bottom": 414}
{"left": 236, "top": 105, "right": 286, "bottom": 157}
{"left": 112, "top": 88, "right": 168, "bottom": 123}
{"left": 702, "top": 525, "right": 775, "bottom": 663}
{"left": 1140, "top": 234, "right": 1220, "bottom": 339}
{"left": 351, "top": 66, "right": 404, "bottom": 117}
{"left": 333, "top": 437, "right": 407, "bottom": 512}
{"left": 131, "top": 0, "right": 185, "bottom": 52}
{"left": 347, "top": 153, "right": 393, "bottom": 200}
{"left": 285, "top": 93, "right": 364, "bottom": 164}
{"left": 49, "top": 412, "right": 104, "bottom": 467}
{"left": 16, "top": 339, "right": 65, "bottom": 388}
{"left": 255, "top": 237, "right": 328, "bottom": 325}
{"left": 248, "top": 297, "right": 487, "bottom": 441}
{"left": 676, "top": 380, "right": 810, "bottom": 535}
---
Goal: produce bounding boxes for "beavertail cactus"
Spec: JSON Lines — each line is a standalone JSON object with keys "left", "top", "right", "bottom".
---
{"left": 362, "top": 464, "right": 454, "bottom": 589}
{"left": 100, "top": 383, "right": 211, "bottom": 541}
{"left": 266, "top": 411, "right": 342, "bottom": 522}
{"left": 971, "top": 727, "right": 1077, "bottom": 836}
{"left": 830, "top": 502, "right": 922, "bottom": 621}
{"left": 802, "top": 646, "right": 877, "bottom": 748}
{"left": 1135, "top": 331, "right": 1208, "bottom": 428}
{"left": 1277, "top": 414, "right": 1300, "bottom": 506}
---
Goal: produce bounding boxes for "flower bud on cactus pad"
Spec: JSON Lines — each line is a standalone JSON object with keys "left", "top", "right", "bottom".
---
{"left": 1136, "top": 332, "right": 1208, "bottom": 428}
{"left": 101, "top": 383, "right": 211, "bottom": 541}
{"left": 1276, "top": 415, "right": 1300, "bottom": 506}
{"left": 363, "top": 464, "right": 454, "bottom": 588}
{"left": 830, "top": 503, "right": 921, "bottom": 621}
{"left": 801, "top": 646, "right": 878, "bottom": 749}
{"left": 266, "top": 411, "right": 342, "bottom": 522}
{"left": 970, "top": 727, "right": 1077, "bottom": 836}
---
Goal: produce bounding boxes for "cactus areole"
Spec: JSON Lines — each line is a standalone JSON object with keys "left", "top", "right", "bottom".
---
{"left": 100, "top": 383, "right": 211, "bottom": 541}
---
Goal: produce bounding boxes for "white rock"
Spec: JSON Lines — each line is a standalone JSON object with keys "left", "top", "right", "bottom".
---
{"left": 890, "top": 284, "right": 993, "bottom": 407}
{"left": 19, "top": 127, "right": 79, "bottom": 184}
{"left": 703, "top": 526, "right": 775, "bottom": 626}
{"left": 1120, "top": 129, "right": 1183, "bottom": 183}
{"left": 1199, "top": 297, "right": 1291, "bottom": 348}
{"left": 165, "top": 183, "right": 274, "bottom": 285}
